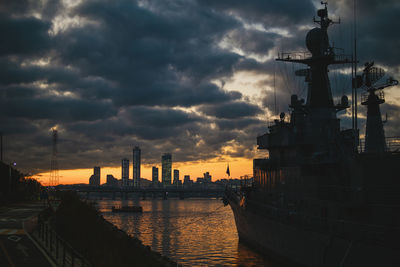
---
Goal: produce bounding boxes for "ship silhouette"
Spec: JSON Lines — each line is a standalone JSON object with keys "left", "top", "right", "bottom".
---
{"left": 225, "top": 3, "right": 400, "bottom": 267}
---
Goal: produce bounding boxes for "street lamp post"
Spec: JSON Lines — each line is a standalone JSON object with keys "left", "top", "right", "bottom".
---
{"left": 8, "top": 162, "right": 16, "bottom": 193}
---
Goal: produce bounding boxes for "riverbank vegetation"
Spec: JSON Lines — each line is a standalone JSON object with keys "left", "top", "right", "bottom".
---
{"left": 0, "top": 162, "right": 42, "bottom": 205}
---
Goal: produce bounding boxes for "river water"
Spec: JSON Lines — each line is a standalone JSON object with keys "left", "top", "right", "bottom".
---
{"left": 97, "top": 198, "right": 282, "bottom": 267}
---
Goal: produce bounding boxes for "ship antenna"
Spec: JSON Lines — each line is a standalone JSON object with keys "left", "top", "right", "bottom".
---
{"left": 353, "top": 0, "right": 358, "bottom": 143}
{"left": 274, "top": 62, "right": 277, "bottom": 116}
{"left": 354, "top": 0, "right": 358, "bottom": 131}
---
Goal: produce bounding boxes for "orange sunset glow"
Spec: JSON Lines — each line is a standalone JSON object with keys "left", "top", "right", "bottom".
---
{"left": 35, "top": 157, "right": 253, "bottom": 185}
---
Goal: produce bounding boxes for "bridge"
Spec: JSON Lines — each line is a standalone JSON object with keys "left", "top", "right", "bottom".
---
{"left": 55, "top": 185, "right": 226, "bottom": 200}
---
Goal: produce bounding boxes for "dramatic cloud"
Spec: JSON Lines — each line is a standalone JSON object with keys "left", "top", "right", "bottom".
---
{"left": 200, "top": 101, "right": 262, "bottom": 119}
{"left": 1, "top": 0, "right": 399, "bottom": 177}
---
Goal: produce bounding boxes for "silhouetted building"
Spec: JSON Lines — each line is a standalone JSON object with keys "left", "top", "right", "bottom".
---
{"left": 184, "top": 175, "right": 190, "bottom": 183}
{"left": 183, "top": 175, "right": 193, "bottom": 187}
{"left": 89, "top": 166, "right": 100, "bottom": 186}
{"left": 133, "top": 146, "right": 141, "bottom": 188}
{"left": 162, "top": 153, "right": 172, "bottom": 186}
{"left": 106, "top": 174, "right": 118, "bottom": 187}
{"left": 204, "top": 172, "right": 212, "bottom": 182}
{"left": 94, "top": 166, "right": 100, "bottom": 177}
{"left": 122, "top": 158, "right": 129, "bottom": 187}
{"left": 152, "top": 166, "right": 158, "bottom": 187}
{"left": 196, "top": 177, "right": 204, "bottom": 184}
{"left": 173, "top": 169, "right": 179, "bottom": 185}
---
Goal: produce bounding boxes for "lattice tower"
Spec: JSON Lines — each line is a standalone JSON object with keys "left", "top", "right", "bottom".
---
{"left": 49, "top": 129, "right": 59, "bottom": 186}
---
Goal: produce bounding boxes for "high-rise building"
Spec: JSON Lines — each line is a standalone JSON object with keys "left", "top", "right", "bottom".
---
{"left": 152, "top": 166, "right": 158, "bottom": 187}
{"left": 94, "top": 166, "right": 100, "bottom": 177}
{"left": 184, "top": 175, "right": 190, "bottom": 183}
{"left": 204, "top": 172, "right": 212, "bottom": 182}
{"left": 89, "top": 166, "right": 101, "bottom": 186}
{"left": 161, "top": 153, "right": 172, "bottom": 186}
{"left": 133, "top": 146, "right": 141, "bottom": 188}
{"left": 121, "top": 158, "right": 129, "bottom": 187}
{"left": 106, "top": 174, "right": 118, "bottom": 187}
{"left": 183, "top": 175, "right": 193, "bottom": 187}
{"left": 173, "top": 169, "right": 179, "bottom": 185}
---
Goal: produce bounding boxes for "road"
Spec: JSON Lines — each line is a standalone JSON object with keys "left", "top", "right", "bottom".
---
{"left": 0, "top": 202, "right": 53, "bottom": 267}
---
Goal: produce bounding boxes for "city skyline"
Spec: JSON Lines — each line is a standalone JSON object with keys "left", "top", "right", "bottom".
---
{"left": 81, "top": 149, "right": 243, "bottom": 186}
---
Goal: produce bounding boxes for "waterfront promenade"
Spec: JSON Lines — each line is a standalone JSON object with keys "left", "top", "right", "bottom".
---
{"left": 0, "top": 201, "right": 53, "bottom": 267}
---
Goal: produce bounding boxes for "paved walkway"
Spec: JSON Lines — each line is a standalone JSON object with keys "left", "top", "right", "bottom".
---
{"left": 0, "top": 201, "right": 53, "bottom": 267}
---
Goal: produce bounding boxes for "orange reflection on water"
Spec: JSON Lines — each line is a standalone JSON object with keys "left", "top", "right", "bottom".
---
{"left": 98, "top": 198, "right": 282, "bottom": 267}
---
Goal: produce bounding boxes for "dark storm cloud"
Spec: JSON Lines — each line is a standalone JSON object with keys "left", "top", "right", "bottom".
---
{"left": 200, "top": 101, "right": 262, "bottom": 119}
{"left": 111, "top": 82, "right": 242, "bottom": 107}
{"left": 121, "top": 106, "right": 201, "bottom": 128}
{"left": 49, "top": 0, "right": 242, "bottom": 108}
{"left": 226, "top": 28, "right": 280, "bottom": 55}
{"left": 65, "top": 106, "right": 202, "bottom": 141}
{"left": 0, "top": 15, "right": 52, "bottom": 56}
{"left": 2, "top": 0, "right": 399, "bottom": 176}
{"left": 1, "top": 95, "right": 117, "bottom": 122}
{"left": 327, "top": 0, "right": 400, "bottom": 69}
{"left": 199, "top": 0, "right": 315, "bottom": 28}
{"left": 216, "top": 117, "right": 264, "bottom": 131}
{"left": 0, "top": 0, "right": 62, "bottom": 20}
{"left": 357, "top": 5, "right": 400, "bottom": 68}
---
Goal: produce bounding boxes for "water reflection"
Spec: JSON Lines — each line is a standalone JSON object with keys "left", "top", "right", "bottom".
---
{"left": 98, "top": 198, "right": 282, "bottom": 266}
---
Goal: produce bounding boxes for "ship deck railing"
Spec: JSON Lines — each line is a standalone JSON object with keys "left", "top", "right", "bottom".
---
{"left": 359, "top": 136, "right": 400, "bottom": 153}
{"left": 277, "top": 51, "right": 311, "bottom": 61}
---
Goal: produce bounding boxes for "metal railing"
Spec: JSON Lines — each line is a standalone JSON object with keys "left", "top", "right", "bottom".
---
{"left": 359, "top": 136, "right": 400, "bottom": 153}
{"left": 277, "top": 51, "right": 311, "bottom": 61}
{"left": 33, "top": 220, "right": 92, "bottom": 267}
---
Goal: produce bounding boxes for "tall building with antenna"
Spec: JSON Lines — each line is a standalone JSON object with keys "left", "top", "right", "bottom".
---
{"left": 152, "top": 166, "right": 158, "bottom": 187}
{"left": 161, "top": 153, "right": 172, "bottom": 187}
{"left": 49, "top": 129, "right": 59, "bottom": 186}
{"left": 89, "top": 166, "right": 101, "bottom": 186}
{"left": 133, "top": 146, "right": 141, "bottom": 188}
{"left": 121, "top": 158, "right": 129, "bottom": 187}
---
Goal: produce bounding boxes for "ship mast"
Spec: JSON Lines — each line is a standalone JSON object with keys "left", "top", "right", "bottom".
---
{"left": 276, "top": 2, "right": 354, "bottom": 154}
{"left": 277, "top": 2, "right": 347, "bottom": 108}
{"left": 358, "top": 62, "right": 398, "bottom": 153}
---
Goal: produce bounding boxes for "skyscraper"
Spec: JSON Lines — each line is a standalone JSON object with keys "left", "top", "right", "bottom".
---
{"left": 89, "top": 166, "right": 101, "bottom": 186}
{"left": 204, "top": 172, "right": 212, "bottom": 182}
{"left": 152, "top": 166, "right": 158, "bottom": 187}
{"left": 161, "top": 153, "right": 172, "bottom": 186}
{"left": 121, "top": 158, "right": 129, "bottom": 187}
{"left": 173, "top": 169, "right": 179, "bottom": 185}
{"left": 183, "top": 175, "right": 192, "bottom": 187}
{"left": 94, "top": 166, "right": 100, "bottom": 178}
{"left": 133, "top": 146, "right": 141, "bottom": 188}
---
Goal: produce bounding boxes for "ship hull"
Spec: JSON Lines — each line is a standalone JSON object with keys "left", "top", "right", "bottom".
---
{"left": 227, "top": 193, "right": 399, "bottom": 267}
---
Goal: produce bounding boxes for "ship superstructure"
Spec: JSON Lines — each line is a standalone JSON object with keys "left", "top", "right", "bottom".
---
{"left": 225, "top": 3, "right": 400, "bottom": 267}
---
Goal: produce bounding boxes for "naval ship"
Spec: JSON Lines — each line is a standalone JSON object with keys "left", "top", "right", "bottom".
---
{"left": 225, "top": 3, "right": 400, "bottom": 267}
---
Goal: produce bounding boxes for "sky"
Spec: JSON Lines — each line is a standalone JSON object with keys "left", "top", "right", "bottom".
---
{"left": 1, "top": 0, "right": 399, "bottom": 184}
